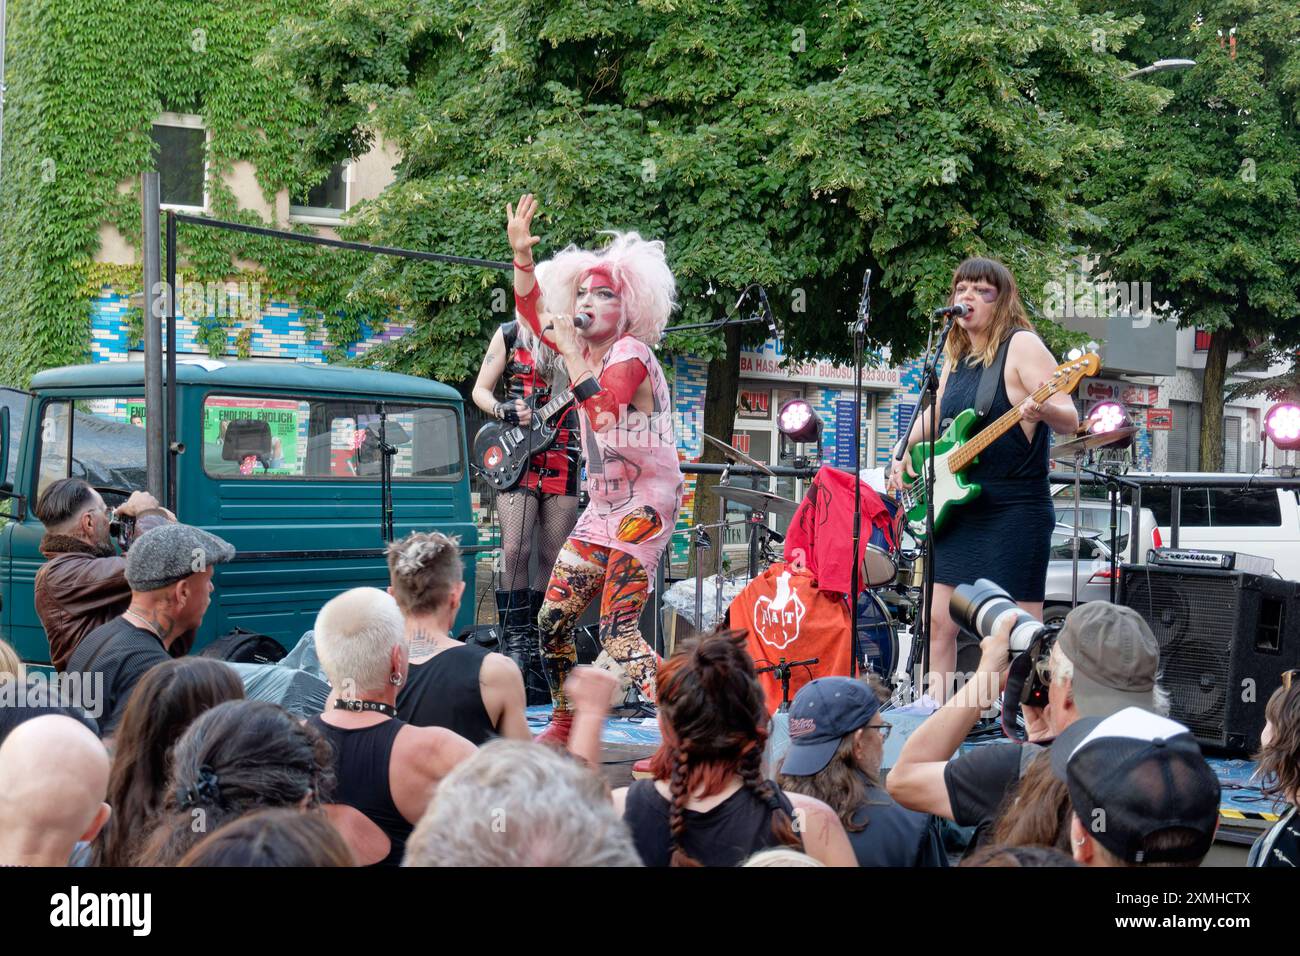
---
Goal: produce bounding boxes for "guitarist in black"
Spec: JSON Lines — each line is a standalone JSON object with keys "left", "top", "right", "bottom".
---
{"left": 472, "top": 316, "right": 580, "bottom": 701}
{"left": 887, "top": 257, "right": 1078, "bottom": 701}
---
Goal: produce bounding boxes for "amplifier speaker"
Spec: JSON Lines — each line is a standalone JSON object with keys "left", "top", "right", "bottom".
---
{"left": 1119, "top": 564, "right": 1300, "bottom": 754}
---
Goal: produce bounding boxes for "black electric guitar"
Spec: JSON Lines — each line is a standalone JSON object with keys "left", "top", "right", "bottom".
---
{"left": 473, "top": 389, "right": 576, "bottom": 491}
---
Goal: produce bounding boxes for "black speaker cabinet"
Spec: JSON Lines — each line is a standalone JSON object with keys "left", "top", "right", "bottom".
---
{"left": 1120, "top": 563, "right": 1300, "bottom": 754}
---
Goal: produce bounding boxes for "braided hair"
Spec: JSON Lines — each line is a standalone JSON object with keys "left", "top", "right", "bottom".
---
{"left": 649, "top": 631, "right": 802, "bottom": 866}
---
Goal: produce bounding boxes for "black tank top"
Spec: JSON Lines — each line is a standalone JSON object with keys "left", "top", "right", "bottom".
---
{"left": 396, "top": 644, "right": 497, "bottom": 746}
{"left": 623, "top": 778, "right": 802, "bottom": 867}
{"left": 938, "top": 329, "right": 1051, "bottom": 506}
{"left": 309, "top": 716, "right": 411, "bottom": 868}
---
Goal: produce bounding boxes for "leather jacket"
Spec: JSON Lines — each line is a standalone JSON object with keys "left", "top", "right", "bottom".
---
{"left": 34, "top": 514, "right": 168, "bottom": 672}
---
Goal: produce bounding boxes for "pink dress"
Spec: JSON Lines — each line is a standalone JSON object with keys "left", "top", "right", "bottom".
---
{"left": 570, "top": 336, "right": 683, "bottom": 573}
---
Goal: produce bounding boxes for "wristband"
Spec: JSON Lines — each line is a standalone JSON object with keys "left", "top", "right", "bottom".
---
{"left": 513, "top": 258, "right": 535, "bottom": 272}
{"left": 572, "top": 376, "right": 601, "bottom": 402}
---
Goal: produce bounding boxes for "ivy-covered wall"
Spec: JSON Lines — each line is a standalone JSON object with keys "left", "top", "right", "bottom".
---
{"left": 0, "top": 0, "right": 393, "bottom": 386}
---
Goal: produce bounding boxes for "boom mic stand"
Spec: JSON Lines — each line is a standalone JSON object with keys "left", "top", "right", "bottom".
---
{"left": 894, "top": 313, "right": 955, "bottom": 701}
{"left": 850, "top": 270, "right": 871, "bottom": 678}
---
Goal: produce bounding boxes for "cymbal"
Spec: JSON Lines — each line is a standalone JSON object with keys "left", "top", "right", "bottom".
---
{"left": 703, "top": 433, "right": 774, "bottom": 475}
{"left": 710, "top": 483, "right": 799, "bottom": 518}
{"left": 1051, "top": 426, "right": 1139, "bottom": 460}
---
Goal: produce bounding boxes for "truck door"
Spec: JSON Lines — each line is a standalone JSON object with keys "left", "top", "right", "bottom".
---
{"left": 7, "top": 395, "right": 147, "bottom": 664}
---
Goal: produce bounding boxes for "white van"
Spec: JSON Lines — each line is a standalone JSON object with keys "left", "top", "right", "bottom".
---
{"left": 1121, "top": 474, "right": 1300, "bottom": 582}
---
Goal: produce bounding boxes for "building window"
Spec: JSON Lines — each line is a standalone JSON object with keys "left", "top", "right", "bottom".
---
{"left": 1194, "top": 329, "right": 1212, "bottom": 352}
{"left": 151, "top": 113, "right": 207, "bottom": 210}
{"left": 290, "top": 163, "right": 350, "bottom": 222}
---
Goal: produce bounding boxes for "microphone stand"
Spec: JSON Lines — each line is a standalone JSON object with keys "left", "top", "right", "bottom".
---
{"left": 895, "top": 313, "right": 955, "bottom": 700}
{"left": 850, "top": 271, "right": 872, "bottom": 679}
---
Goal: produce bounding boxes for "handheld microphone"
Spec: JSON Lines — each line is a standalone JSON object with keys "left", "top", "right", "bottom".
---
{"left": 545, "top": 313, "right": 593, "bottom": 333}
{"left": 932, "top": 303, "right": 972, "bottom": 318}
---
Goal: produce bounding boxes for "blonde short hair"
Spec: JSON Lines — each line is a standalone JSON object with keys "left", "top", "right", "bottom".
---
{"left": 0, "top": 639, "right": 23, "bottom": 686}
{"left": 314, "top": 588, "right": 406, "bottom": 695}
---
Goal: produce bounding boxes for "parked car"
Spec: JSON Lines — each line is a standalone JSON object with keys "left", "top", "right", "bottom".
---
{"left": 1043, "top": 526, "right": 1116, "bottom": 623}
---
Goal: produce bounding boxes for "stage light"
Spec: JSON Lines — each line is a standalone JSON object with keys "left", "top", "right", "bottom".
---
{"left": 1088, "top": 401, "right": 1128, "bottom": 435}
{"left": 1265, "top": 403, "right": 1300, "bottom": 451}
{"left": 777, "top": 398, "right": 823, "bottom": 443}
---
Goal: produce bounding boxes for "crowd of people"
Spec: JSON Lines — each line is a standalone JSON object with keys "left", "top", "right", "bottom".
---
{"left": 1, "top": 201, "right": 1295, "bottom": 870}
{"left": 1, "top": 476, "right": 1297, "bottom": 867}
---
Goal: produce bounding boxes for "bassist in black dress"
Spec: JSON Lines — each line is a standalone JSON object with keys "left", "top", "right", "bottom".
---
{"left": 888, "top": 258, "right": 1078, "bottom": 701}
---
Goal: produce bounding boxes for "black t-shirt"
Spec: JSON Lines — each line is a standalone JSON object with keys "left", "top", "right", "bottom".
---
{"left": 624, "top": 779, "right": 802, "bottom": 867}
{"left": 847, "top": 778, "right": 949, "bottom": 867}
{"left": 943, "top": 742, "right": 1045, "bottom": 851}
{"left": 1250, "top": 806, "right": 1299, "bottom": 867}
{"left": 66, "top": 615, "right": 170, "bottom": 736}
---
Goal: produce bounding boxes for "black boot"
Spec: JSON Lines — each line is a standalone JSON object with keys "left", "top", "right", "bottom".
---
{"left": 497, "top": 588, "right": 549, "bottom": 706}
{"left": 524, "top": 589, "right": 553, "bottom": 706}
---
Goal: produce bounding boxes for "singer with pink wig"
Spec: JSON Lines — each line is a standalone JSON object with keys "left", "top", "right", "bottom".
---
{"left": 506, "top": 194, "right": 684, "bottom": 747}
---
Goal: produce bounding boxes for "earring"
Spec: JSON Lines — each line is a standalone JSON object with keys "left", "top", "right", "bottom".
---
{"left": 1072, "top": 837, "right": 1086, "bottom": 847}
{"left": 390, "top": 673, "right": 403, "bottom": 687}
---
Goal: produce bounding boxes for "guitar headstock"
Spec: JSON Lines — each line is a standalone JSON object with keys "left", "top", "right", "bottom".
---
{"left": 1039, "top": 353, "right": 1101, "bottom": 399}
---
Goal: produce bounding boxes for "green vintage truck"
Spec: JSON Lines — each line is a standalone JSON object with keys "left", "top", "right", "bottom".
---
{"left": 0, "top": 359, "right": 478, "bottom": 666}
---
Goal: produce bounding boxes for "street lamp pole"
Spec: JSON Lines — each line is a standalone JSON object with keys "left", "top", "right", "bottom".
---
{"left": 1123, "top": 59, "right": 1197, "bottom": 80}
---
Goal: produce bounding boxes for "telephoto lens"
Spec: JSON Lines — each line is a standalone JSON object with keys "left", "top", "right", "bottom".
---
{"left": 949, "top": 579, "right": 1044, "bottom": 656}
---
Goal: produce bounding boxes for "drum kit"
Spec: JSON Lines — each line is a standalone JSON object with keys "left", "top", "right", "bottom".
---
{"left": 665, "top": 433, "right": 923, "bottom": 685}
{"left": 666, "top": 416, "right": 1140, "bottom": 692}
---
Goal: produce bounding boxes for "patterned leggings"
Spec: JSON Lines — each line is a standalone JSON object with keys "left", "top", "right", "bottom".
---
{"left": 538, "top": 538, "right": 659, "bottom": 713}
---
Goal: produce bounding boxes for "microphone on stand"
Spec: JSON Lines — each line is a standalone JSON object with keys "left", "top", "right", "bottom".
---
{"left": 932, "top": 303, "right": 972, "bottom": 318}
{"left": 759, "top": 287, "right": 777, "bottom": 338}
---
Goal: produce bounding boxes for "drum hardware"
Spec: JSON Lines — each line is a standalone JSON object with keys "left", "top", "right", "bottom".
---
{"left": 703, "top": 433, "right": 774, "bottom": 476}
{"left": 1052, "top": 425, "right": 1138, "bottom": 607}
{"left": 755, "top": 656, "right": 820, "bottom": 712}
{"left": 709, "top": 483, "right": 799, "bottom": 519}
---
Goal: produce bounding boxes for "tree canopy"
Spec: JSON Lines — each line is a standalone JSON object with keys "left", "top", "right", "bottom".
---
{"left": 1076, "top": 0, "right": 1300, "bottom": 465}
{"left": 266, "top": 0, "right": 1163, "bottom": 380}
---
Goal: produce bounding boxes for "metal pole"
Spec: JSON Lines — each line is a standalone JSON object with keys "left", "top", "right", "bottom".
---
{"left": 165, "top": 210, "right": 178, "bottom": 513}
{"left": 0, "top": 0, "right": 8, "bottom": 182}
{"left": 142, "top": 173, "right": 165, "bottom": 501}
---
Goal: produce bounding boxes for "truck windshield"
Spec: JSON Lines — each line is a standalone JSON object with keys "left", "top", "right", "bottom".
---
{"left": 35, "top": 398, "right": 149, "bottom": 500}
{"left": 201, "top": 395, "right": 462, "bottom": 481}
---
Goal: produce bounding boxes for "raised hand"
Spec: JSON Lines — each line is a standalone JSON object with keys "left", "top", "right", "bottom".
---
{"left": 505, "top": 193, "right": 541, "bottom": 259}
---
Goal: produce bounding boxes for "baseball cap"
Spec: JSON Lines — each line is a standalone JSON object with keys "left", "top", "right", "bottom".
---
{"left": 780, "top": 678, "right": 880, "bottom": 777}
{"left": 125, "top": 523, "right": 236, "bottom": 592}
{"left": 1055, "top": 602, "right": 1161, "bottom": 718}
{"left": 1050, "top": 707, "right": 1220, "bottom": 864}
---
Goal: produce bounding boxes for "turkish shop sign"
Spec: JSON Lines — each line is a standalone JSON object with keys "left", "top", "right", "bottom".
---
{"left": 739, "top": 338, "right": 902, "bottom": 388}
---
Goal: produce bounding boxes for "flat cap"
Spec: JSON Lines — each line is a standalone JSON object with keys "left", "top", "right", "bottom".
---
{"left": 125, "top": 522, "right": 235, "bottom": 592}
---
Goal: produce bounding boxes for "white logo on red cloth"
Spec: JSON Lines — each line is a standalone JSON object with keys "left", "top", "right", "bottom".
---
{"left": 752, "top": 571, "right": 806, "bottom": 651}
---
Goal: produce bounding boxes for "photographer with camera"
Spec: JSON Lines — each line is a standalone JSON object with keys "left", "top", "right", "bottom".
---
{"left": 33, "top": 478, "right": 175, "bottom": 672}
{"left": 887, "top": 586, "right": 1166, "bottom": 854}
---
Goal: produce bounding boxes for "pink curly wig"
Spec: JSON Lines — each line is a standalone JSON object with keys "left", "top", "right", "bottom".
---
{"left": 529, "top": 231, "right": 677, "bottom": 346}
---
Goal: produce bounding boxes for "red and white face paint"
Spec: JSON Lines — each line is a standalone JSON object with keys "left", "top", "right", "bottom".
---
{"left": 576, "top": 266, "right": 623, "bottom": 343}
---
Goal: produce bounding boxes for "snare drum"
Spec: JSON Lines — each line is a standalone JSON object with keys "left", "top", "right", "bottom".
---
{"left": 861, "top": 494, "right": 899, "bottom": 587}
{"left": 855, "top": 591, "right": 897, "bottom": 680}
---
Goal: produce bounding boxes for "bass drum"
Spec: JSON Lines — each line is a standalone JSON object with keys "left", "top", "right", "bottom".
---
{"left": 855, "top": 591, "right": 897, "bottom": 681}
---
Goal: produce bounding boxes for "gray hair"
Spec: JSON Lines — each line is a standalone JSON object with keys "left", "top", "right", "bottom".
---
{"left": 313, "top": 587, "right": 405, "bottom": 695}
{"left": 1051, "top": 642, "right": 1170, "bottom": 716}
{"left": 403, "top": 740, "right": 642, "bottom": 867}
